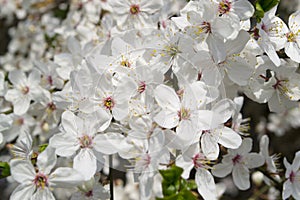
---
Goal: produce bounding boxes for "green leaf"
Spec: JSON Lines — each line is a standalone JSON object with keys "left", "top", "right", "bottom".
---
{"left": 159, "top": 165, "right": 183, "bottom": 183}
{"left": 254, "top": 0, "right": 280, "bottom": 22}
{"left": 258, "top": 0, "right": 280, "bottom": 13}
{"left": 254, "top": 2, "right": 265, "bottom": 22}
{"left": 179, "top": 189, "right": 197, "bottom": 200}
{"left": 0, "top": 162, "right": 11, "bottom": 179}
{"left": 38, "top": 143, "right": 48, "bottom": 153}
{"left": 186, "top": 180, "right": 198, "bottom": 190}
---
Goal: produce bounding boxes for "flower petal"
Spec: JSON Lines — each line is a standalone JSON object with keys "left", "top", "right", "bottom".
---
{"left": 232, "top": 164, "right": 250, "bottom": 190}
{"left": 73, "top": 149, "right": 97, "bottom": 180}
{"left": 10, "top": 184, "right": 35, "bottom": 200}
{"left": 196, "top": 168, "right": 217, "bottom": 200}
{"left": 212, "top": 162, "right": 233, "bottom": 178}
{"left": 49, "top": 167, "right": 84, "bottom": 188}
{"left": 10, "top": 159, "right": 35, "bottom": 183}
{"left": 218, "top": 127, "right": 242, "bottom": 149}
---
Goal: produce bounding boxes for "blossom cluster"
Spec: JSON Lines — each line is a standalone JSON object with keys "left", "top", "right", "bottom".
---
{"left": 0, "top": 0, "right": 300, "bottom": 199}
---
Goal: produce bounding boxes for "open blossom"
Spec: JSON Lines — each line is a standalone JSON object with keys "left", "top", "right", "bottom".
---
{"left": 109, "top": 0, "right": 163, "bottom": 29}
{"left": 282, "top": 151, "right": 300, "bottom": 199}
{"left": 49, "top": 111, "right": 124, "bottom": 180}
{"left": 246, "top": 56, "right": 300, "bottom": 113}
{"left": 177, "top": 143, "right": 217, "bottom": 200}
{"left": 9, "top": 147, "right": 84, "bottom": 200}
{"left": 212, "top": 138, "right": 264, "bottom": 190}
{"left": 4, "top": 70, "right": 45, "bottom": 115}
{"left": 285, "top": 11, "right": 300, "bottom": 62}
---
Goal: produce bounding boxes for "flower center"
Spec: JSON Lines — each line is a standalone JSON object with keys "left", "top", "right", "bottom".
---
{"left": 21, "top": 86, "right": 30, "bottom": 94}
{"left": 218, "top": 0, "right": 231, "bottom": 15}
{"left": 47, "top": 76, "right": 53, "bottom": 85}
{"left": 138, "top": 81, "right": 146, "bottom": 93}
{"left": 46, "top": 102, "right": 56, "bottom": 113}
{"left": 85, "top": 190, "right": 93, "bottom": 197}
{"left": 178, "top": 107, "right": 191, "bottom": 121}
{"left": 120, "top": 58, "right": 131, "bottom": 68}
{"left": 202, "top": 21, "right": 212, "bottom": 34}
{"left": 14, "top": 118, "right": 24, "bottom": 125}
{"left": 103, "top": 96, "right": 115, "bottom": 110}
{"left": 286, "top": 32, "right": 296, "bottom": 42}
{"left": 34, "top": 173, "right": 48, "bottom": 189}
{"left": 164, "top": 44, "right": 180, "bottom": 57}
{"left": 130, "top": 4, "right": 140, "bottom": 15}
{"left": 79, "top": 135, "right": 93, "bottom": 148}
{"left": 232, "top": 154, "right": 242, "bottom": 165}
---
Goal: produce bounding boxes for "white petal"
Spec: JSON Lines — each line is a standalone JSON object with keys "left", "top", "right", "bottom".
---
{"left": 196, "top": 168, "right": 217, "bottom": 200}
{"left": 176, "top": 120, "right": 197, "bottom": 144}
{"left": 154, "top": 84, "right": 180, "bottom": 112}
{"left": 245, "top": 153, "right": 265, "bottom": 169}
{"left": 232, "top": 0, "right": 255, "bottom": 20}
{"left": 49, "top": 133, "right": 79, "bottom": 157}
{"left": 10, "top": 184, "right": 35, "bottom": 200}
{"left": 49, "top": 167, "right": 84, "bottom": 188}
{"left": 212, "top": 162, "right": 233, "bottom": 177}
{"left": 201, "top": 133, "right": 219, "bottom": 160}
{"left": 225, "top": 30, "right": 250, "bottom": 55}
{"left": 285, "top": 42, "right": 300, "bottom": 63}
{"left": 237, "top": 138, "right": 253, "bottom": 155}
{"left": 232, "top": 165, "right": 250, "bottom": 190}
{"left": 139, "top": 173, "right": 154, "bottom": 200}
{"left": 206, "top": 34, "right": 226, "bottom": 63}
{"left": 31, "top": 188, "right": 55, "bottom": 200}
{"left": 28, "top": 70, "right": 41, "bottom": 86}
{"left": 13, "top": 97, "right": 31, "bottom": 115}
{"left": 212, "top": 99, "right": 234, "bottom": 123}
{"left": 73, "top": 149, "right": 97, "bottom": 180}
{"left": 10, "top": 159, "right": 35, "bottom": 183}
{"left": 154, "top": 110, "right": 179, "bottom": 129}
{"left": 282, "top": 181, "right": 292, "bottom": 199}
{"left": 289, "top": 11, "right": 300, "bottom": 32}
{"left": 93, "top": 132, "right": 124, "bottom": 155}
{"left": 212, "top": 18, "right": 235, "bottom": 40}
{"left": 292, "top": 151, "right": 300, "bottom": 171}
{"left": 36, "top": 147, "right": 57, "bottom": 175}
{"left": 176, "top": 155, "right": 193, "bottom": 179}
{"left": 225, "top": 56, "right": 253, "bottom": 86}
{"left": 8, "top": 70, "right": 26, "bottom": 86}
{"left": 61, "top": 110, "right": 83, "bottom": 136}
{"left": 112, "top": 101, "right": 129, "bottom": 121}
{"left": 218, "top": 127, "right": 242, "bottom": 149}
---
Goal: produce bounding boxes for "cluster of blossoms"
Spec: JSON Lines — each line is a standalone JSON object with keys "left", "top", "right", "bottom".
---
{"left": 0, "top": 0, "right": 300, "bottom": 199}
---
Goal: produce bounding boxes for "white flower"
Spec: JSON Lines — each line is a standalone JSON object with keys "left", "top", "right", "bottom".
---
{"left": 5, "top": 70, "right": 44, "bottom": 115}
{"left": 282, "top": 151, "right": 300, "bottom": 199}
{"left": 49, "top": 111, "right": 124, "bottom": 180}
{"left": 259, "top": 135, "right": 277, "bottom": 173}
{"left": 0, "top": 113, "right": 12, "bottom": 146}
{"left": 284, "top": 11, "right": 300, "bottom": 63}
{"left": 200, "top": 99, "right": 242, "bottom": 160}
{"left": 212, "top": 138, "right": 264, "bottom": 190}
{"left": 9, "top": 147, "right": 84, "bottom": 200}
{"left": 246, "top": 57, "right": 300, "bottom": 113}
{"left": 109, "top": 0, "right": 163, "bottom": 29}
{"left": 254, "top": 6, "right": 289, "bottom": 66}
{"left": 153, "top": 83, "right": 209, "bottom": 145}
{"left": 176, "top": 143, "right": 217, "bottom": 200}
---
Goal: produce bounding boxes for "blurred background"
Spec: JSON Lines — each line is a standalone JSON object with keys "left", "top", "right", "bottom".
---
{"left": 0, "top": 0, "right": 300, "bottom": 199}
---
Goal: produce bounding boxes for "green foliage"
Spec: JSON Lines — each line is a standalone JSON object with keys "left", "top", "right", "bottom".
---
{"left": 38, "top": 143, "right": 48, "bottom": 153}
{"left": 0, "top": 162, "right": 11, "bottom": 179}
{"left": 254, "top": 0, "right": 280, "bottom": 22}
{"left": 157, "top": 165, "right": 197, "bottom": 200}
{"left": 44, "top": 34, "right": 58, "bottom": 48}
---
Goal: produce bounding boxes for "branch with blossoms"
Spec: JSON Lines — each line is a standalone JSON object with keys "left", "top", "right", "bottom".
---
{"left": 0, "top": 0, "right": 300, "bottom": 199}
